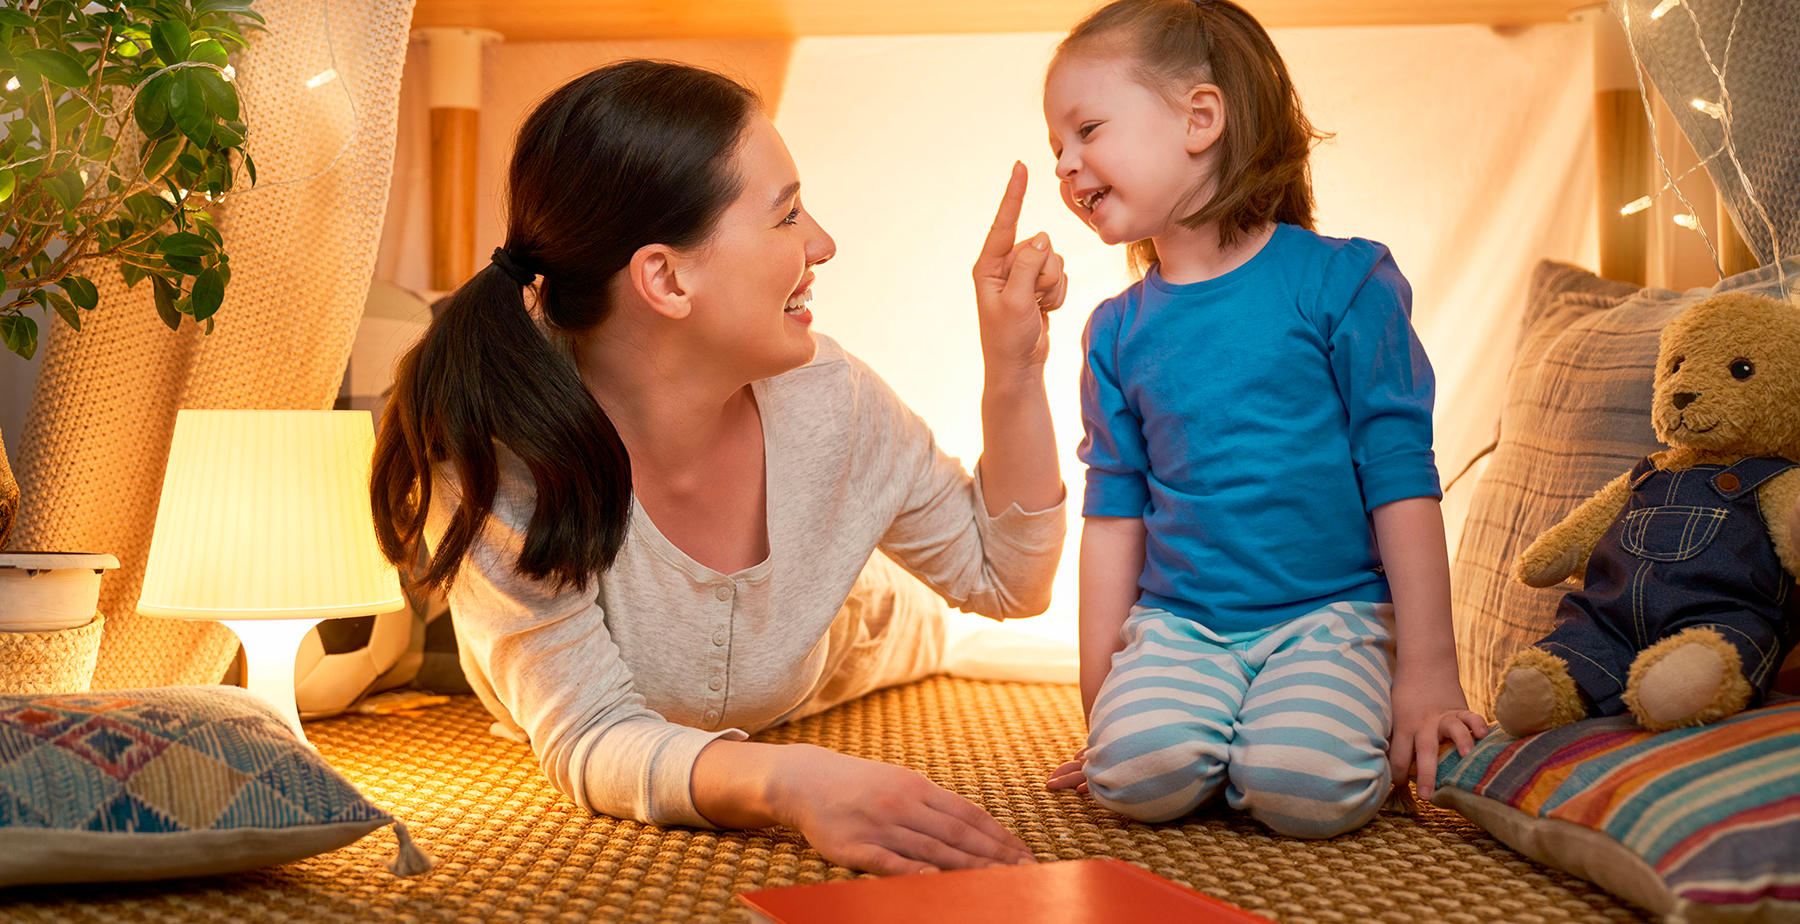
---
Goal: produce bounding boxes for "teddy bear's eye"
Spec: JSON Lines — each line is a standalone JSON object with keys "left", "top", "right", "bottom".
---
{"left": 1729, "top": 359, "right": 1754, "bottom": 380}
{"left": 1669, "top": 357, "right": 1684, "bottom": 374}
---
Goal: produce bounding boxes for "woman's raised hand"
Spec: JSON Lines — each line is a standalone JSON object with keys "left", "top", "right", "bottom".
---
{"left": 972, "top": 161, "right": 1067, "bottom": 373}
{"left": 774, "top": 745, "right": 1036, "bottom": 875}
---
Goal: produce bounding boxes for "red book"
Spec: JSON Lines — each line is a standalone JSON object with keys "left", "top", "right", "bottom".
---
{"left": 736, "top": 857, "right": 1275, "bottom": 923}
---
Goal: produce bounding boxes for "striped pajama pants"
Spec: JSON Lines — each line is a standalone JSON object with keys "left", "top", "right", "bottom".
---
{"left": 1083, "top": 601, "right": 1396, "bottom": 838}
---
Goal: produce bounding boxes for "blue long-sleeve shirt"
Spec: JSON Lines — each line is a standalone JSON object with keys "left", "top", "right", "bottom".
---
{"left": 1079, "top": 223, "right": 1439, "bottom": 632}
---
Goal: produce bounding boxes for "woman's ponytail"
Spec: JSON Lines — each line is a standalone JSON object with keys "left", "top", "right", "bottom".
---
{"left": 372, "top": 259, "right": 629, "bottom": 593}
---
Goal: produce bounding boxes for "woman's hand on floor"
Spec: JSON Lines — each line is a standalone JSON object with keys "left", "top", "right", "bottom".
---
{"left": 771, "top": 744, "right": 1036, "bottom": 875}
{"left": 1043, "top": 745, "right": 1089, "bottom": 794}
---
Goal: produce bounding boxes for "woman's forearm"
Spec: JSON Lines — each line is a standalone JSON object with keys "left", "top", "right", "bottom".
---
{"left": 690, "top": 738, "right": 786, "bottom": 829}
{"left": 977, "top": 369, "right": 1064, "bottom": 517}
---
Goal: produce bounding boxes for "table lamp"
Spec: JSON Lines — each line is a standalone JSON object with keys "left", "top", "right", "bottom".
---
{"left": 138, "top": 410, "right": 406, "bottom": 743}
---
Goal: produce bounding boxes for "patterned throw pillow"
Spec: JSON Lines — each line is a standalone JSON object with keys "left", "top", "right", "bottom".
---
{"left": 1433, "top": 697, "right": 1800, "bottom": 923}
{"left": 1449, "top": 257, "right": 1800, "bottom": 718}
{"left": 0, "top": 685, "right": 429, "bottom": 886}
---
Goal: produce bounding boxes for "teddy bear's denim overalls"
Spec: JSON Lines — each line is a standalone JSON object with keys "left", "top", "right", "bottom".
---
{"left": 1539, "top": 456, "right": 1799, "bottom": 717}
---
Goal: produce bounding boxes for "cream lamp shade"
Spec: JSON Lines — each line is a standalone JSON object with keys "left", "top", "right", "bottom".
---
{"left": 138, "top": 410, "right": 406, "bottom": 742}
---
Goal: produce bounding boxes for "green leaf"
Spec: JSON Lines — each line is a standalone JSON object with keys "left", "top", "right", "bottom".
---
{"left": 189, "top": 39, "right": 228, "bottom": 68}
{"left": 0, "top": 10, "right": 33, "bottom": 29}
{"left": 195, "top": 67, "right": 237, "bottom": 121}
{"left": 18, "top": 49, "right": 90, "bottom": 89}
{"left": 0, "top": 315, "right": 37, "bottom": 360}
{"left": 159, "top": 231, "right": 215, "bottom": 257}
{"left": 141, "top": 133, "right": 182, "bottom": 178}
{"left": 170, "top": 69, "right": 213, "bottom": 147}
{"left": 133, "top": 72, "right": 172, "bottom": 138}
{"left": 163, "top": 253, "right": 205, "bottom": 276}
{"left": 176, "top": 151, "right": 204, "bottom": 175}
{"left": 150, "top": 20, "right": 191, "bottom": 67}
{"left": 120, "top": 262, "right": 147, "bottom": 289}
{"left": 190, "top": 267, "right": 223, "bottom": 321}
{"left": 0, "top": 169, "right": 13, "bottom": 203}
{"left": 242, "top": 151, "right": 256, "bottom": 185}
{"left": 46, "top": 291, "right": 80, "bottom": 331}
{"left": 46, "top": 171, "right": 82, "bottom": 210}
{"left": 195, "top": 0, "right": 260, "bottom": 14}
{"left": 63, "top": 275, "right": 99, "bottom": 311}
{"left": 151, "top": 276, "right": 181, "bottom": 330}
{"left": 211, "top": 120, "right": 244, "bottom": 148}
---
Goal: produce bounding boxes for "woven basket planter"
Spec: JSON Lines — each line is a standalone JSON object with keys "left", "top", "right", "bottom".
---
{"left": 0, "top": 613, "right": 105, "bottom": 694}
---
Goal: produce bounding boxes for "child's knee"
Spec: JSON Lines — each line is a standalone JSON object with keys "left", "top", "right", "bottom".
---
{"left": 1228, "top": 746, "right": 1389, "bottom": 838}
{"left": 1083, "top": 728, "right": 1228, "bottom": 823}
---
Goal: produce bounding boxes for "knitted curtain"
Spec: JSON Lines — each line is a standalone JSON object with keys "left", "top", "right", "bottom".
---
{"left": 10, "top": 0, "right": 416, "bottom": 688}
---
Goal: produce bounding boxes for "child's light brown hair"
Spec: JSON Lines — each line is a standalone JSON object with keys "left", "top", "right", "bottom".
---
{"left": 1053, "top": 0, "right": 1329, "bottom": 273}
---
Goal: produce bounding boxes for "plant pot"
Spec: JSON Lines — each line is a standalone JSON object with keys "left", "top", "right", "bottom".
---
{"left": 0, "top": 552, "right": 120, "bottom": 694}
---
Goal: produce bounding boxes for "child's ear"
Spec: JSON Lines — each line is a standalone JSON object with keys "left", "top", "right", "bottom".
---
{"left": 627, "top": 244, "right": 692, "bottom": 320}
{"left": 1183, "top": 84, "right": 1226, "bottom": 155}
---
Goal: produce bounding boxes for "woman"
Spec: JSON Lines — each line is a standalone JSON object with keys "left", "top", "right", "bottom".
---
{"left": 372, "top": 60, "right": 1068, "bottom": 876}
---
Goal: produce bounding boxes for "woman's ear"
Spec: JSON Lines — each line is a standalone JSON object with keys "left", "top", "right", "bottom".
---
{"left": 1183, "top": 84, "right": 1226, "bottom": 155}
{"left": 627, "top": 244, "right": 692, "bottom": 320}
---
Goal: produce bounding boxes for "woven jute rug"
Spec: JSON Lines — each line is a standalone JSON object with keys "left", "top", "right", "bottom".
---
{"left": 0, "top": 678, "right": 1651, "bottom": 923}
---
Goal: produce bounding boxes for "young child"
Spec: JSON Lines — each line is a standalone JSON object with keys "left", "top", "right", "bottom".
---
{"left": 1041, "top": 0, "right": 1488, "bottom": 838}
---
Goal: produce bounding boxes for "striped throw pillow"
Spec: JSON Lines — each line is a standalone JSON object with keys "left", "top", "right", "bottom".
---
{"left": 1449, "top": 258, "right": 1800, "bottom": 718}
{"left": 1433, "top": 697, "right": 1800, "bottom": 922}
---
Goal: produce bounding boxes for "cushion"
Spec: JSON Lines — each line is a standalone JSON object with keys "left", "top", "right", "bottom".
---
{"left": 0, "top": 685, "right": 427, "bottom": 886}
{"left": 1433, "top": 697, "right": 1800, "bottom": 923}
{"left": 1449, "top": 257, "right": 1800, "bottom": 718}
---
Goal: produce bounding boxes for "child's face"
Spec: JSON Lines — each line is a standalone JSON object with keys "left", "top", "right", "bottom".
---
{"left": 1043, "top": 54, "right": 1217, "bottom": 247}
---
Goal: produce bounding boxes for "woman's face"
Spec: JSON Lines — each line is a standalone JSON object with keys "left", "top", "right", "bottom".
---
{"left": 680, "top": 115, "right": 836, "bottom": 381}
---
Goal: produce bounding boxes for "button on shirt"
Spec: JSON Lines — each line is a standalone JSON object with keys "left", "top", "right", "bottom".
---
{"left": 433, "top": 336, "right": 1067, "bottom": 830}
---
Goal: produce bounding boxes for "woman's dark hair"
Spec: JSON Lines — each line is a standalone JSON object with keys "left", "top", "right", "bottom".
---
{"left": 372, "top": 60, "right": 760, "bottom": 593}
{"left": 1054, "top": 0, "right": 1330, "bottom": 274}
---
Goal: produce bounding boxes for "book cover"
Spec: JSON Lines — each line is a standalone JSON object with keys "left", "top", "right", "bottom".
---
{"left": 735, "top": 857, "right": 1274, "bottom": 923}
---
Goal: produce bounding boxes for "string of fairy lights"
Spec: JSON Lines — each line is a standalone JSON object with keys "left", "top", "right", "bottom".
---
{"left": 1615, "top": 0, "right": 1787, "bottom": 284}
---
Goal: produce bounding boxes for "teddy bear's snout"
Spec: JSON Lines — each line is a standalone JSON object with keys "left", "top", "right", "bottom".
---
{"left": 1672, "top": 392, "right": 1698, "bottom": 410}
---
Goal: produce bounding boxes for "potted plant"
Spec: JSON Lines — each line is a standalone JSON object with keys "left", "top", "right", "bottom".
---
{"left": 0, "top": 0, "right": 261, "bottom": 689}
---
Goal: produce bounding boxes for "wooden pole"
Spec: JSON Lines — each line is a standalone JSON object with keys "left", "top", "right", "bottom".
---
{"left": 1580, "top": 6, "right": 1650, "bottom": 287}
{"left": 1717, "top": 197, "right": 1760, "bottom": 278}
{"left": 413, "top": 27, "right": 503, "bottom": 292}
{"left": 429, "top": 107, "right": 479, "bottom": 291}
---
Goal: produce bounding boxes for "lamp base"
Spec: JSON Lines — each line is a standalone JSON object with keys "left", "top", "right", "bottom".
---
{"left": 222, "top": 618, "right": 323, "bottom": 746}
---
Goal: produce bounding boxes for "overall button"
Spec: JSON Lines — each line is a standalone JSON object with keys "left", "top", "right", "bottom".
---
{"left": 704, "top": 710, "right": 719, "bottom": 724}
{"left": 708, "top": 675, "right": 724, "bottom": 691}
{"left": 712, "top": 630, "right": 727, "bottom": 646}
{"left": 713, "top": 584, "right": 732, "bottom": 601}
{"left": 1717, "top": 473, "right": 1741, "bottom": 492}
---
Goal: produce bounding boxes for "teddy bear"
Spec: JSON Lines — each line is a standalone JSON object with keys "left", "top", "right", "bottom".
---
{"left": 1492, "top": 291, "right": 1800, "bottom": 737}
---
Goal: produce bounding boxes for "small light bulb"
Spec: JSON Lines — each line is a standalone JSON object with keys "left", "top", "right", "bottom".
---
{"left": 3, "top": 77, "right": 19, "bottom": 92}
{"left": 1621, "top": 196, "right": 1654, "bottom": 216}
{"left": 222, "top": 65, "right": 236, "bottom": 82}
{"left": 1651, "top": 0, "right": 1682, "bottom": 18}
{"left": 1673, "top": 213, "right": 1700, "bottom": 230}
{"left": 305, "top": 68, "right": 337, "bottom": 89}
{"left": 1690, "top": 98, "right": 1725, "bottom": 119}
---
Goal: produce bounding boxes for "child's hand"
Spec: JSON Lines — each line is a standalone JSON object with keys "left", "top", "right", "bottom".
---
{"left": 1044, "top": 745, "right": 1090, "bottom": 794}
{"left": 1388, "top": 664, "right": 1488, "bottom": 801}
{"left": 972, "top": 161, "right": 1067, "bottom": 373}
